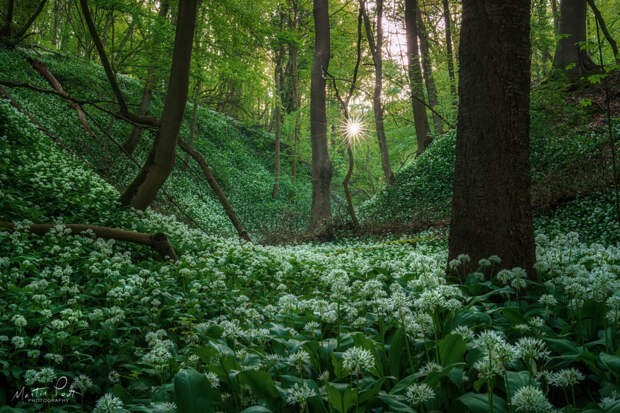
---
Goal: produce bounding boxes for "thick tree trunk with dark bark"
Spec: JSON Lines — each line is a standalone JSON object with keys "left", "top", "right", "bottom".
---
{"left": 404, "top": 0, "right": 431, "bottom": 155}
{"left": 309, "top": 0, "right": 333, "bottom": 230}
{"left": 417, "top": 9, "right": 443, "bottom": 135}
{"left": 449, "top": 0, "right": 535, "bottom": 276}
{"left": 553, "top": 0, "right": 597, "bottom": 78}
{"left": 120, "top": 0, "right": 198, "bottom": 209}
{"left": 361, "top": 0, "right": 394, "bottom": 185}
{"left": 442, "top": 0, "right": 456, "bottom": 97}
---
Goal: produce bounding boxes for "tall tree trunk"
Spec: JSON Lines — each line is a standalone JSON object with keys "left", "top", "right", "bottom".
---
{"left": 2, "top": 0, "right": 14, "bottom": 39}
{"left": 587, "top": 0, "right": 619, "bottom": 64}
{"left": 309, "top": 0, "right": 333, "bottom": 230}
{"left": 441, "top": 0, "right": 457, "bottom": 97}
{"left": 361, "top": 0, "right": 394, "bottom": 185}
{"left": 449, "top": 0, "right": 535, "bottom": 276}
{"left": 404, "top": 0, "right": 431, "bottom": 155}
{"left": 120, "top": 0, "right": 198, "bottom": 209}
{"left": 552, "top": 0, "right": 597, "bottom": 78}
{"left": 121, "top": 0, "right": 169, "bottom": 155}
{"left": 272, "top": 12, "right": 285, "bottom": 199}
{"left": 552, "top": 0, "right": 560, "bottom": 34}
{"left": 181, "top": 84, "right": 200, "bottom": 171}
{"left": 417, "top": 9, "right": 443, "bottom": 135}
{"left": 123, "top": 81, "right": 154, "bottom": 155}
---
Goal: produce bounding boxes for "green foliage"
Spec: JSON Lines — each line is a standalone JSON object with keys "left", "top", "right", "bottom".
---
{"left": 1, "top": 96, "right": 620, "bottom": 412}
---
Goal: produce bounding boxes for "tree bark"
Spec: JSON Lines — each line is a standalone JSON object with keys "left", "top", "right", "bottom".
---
{"left": 309, "top": 0, "right": 333, "bottom": 231}
{"left": 177, "top": 139, "right": 251, "bottom": 242}
{"left": 449, "top": 0, "right": 535, "bottom": 276}
{"left": 552, "top": 0, "right": 597, "bottom": 78}
{"left": 288, "top": 0, "right": 301, "bottom": 200}
{"left": 361, "top": 0, "right": 394, "bottom": 186}
{"left": 29, "top": 59, "right": 107, "bottom": 150}
{"left": 122, "top": 81, "right": 154, "bottom": 155}
{"left": 121, "top": 0, "right": 169, "bottom": 155}
{"left": 272, "top": 12, "right": 285, "bottom": 199}
{"left": 552, "top": 0, "right": 560, "bottom": 34}
{"left": 404, "top": 0, "right": 432, "bottom": 156}
{"left": 120, "top": 0, "right": 198, "bottom": 209}
{"left": 181, "top": 85, "right": 200, "bottom": 171}
{"left": 0, "top": 222, "right": 177, "bottom": 261}
{"left": 441, "top": 0, "right": 457, "bottom": 97}
{"left": 587, "top": 0, "right": 619, "bottom": 64}
{"left": 416, "top": 9, "right": 443, "bottom": 135}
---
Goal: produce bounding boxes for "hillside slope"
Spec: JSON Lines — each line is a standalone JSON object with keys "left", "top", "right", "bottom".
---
{"left": 0, "top": 47, "right": 312, "bottom": 237}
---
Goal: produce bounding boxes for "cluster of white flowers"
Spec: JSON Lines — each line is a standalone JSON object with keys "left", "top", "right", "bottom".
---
{"left": 342, "top": 346, "right": 375, "bottom": 374}
{"left": 94, "top": 393, "right": 126, "bottom": 413}
{"left": 286, "top": 382, "right": 316, "bottom": 405}
{"left": 511, "top": 385, "right": 553, "bottom": 412}
{"left": 405, "top": 383, "right": 435, "bottom": 406}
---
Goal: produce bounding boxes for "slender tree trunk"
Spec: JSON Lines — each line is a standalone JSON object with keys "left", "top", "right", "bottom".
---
{"left": 121, "top": 0, "right": 169, "bottom": 155}
{"left": 417, "top": 9, "right": 443, "bottom": 135}
{"left": 449, "top": 0, "right": 535, "bottom": 276}
{"left": 272, "top": 13, "right": 285, "bottom": 199}
{"left": 587, "top": 0, "right": 619, "bottom": 64}
{"left": 309, "top": 0, "right": 333, "bottom": 230}
{"left": 288, "top": 2, "right": 300, "bottom": 200}
{"left": 441, "top": 0, "right": 457, "bottom": 97}
{"left": 553, "top": 0, "right": 597, "bottom": 78}
{"left": 177, "top": 139, "right": 251, "bottom": 242}
{"left": 552, "top": 0, "right": 560, "bottom": 34}
{"left": 361, "top": 0, "right": 394, "bottom": 185}
{"left": 123, "top": 81, "right": 154, "bottom": 155}
{"left": 181, "top": 85, "right": 200, "bottom": 171}
{"left": 405, "top": 0, "right": 431, "bottom": 155}
{"left": 52, "top": 0, "right": 60, "bottom": 47}
{"left": 120, "top": 0, "right": 199, "bottom": 209}
{"left": 2, "top": 0, "right": 14, "bottom": 39}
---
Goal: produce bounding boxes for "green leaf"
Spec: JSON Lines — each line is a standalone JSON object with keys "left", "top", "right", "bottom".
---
{"left": 326, "top": 382, "right": 356, "bottom": 413}
{"left": 238, "top": 370, "right": 279, "bottom": 400}
{"left": 389, "top": 328, "right": 406, "bottom": 377}
{"left": 377, "top": 394, "right": 416, "bottom": 412}
{"left": 174, "top": 368, "right": 218, "bottom": 413}
{"left": 438, "top": 334, "right": 466, "bottom": 367}
{"left": 457, "top": 392, "right": 507, "bottom": 413}
{"left": 600, "top": 353, "right": 620, "bottom": 375}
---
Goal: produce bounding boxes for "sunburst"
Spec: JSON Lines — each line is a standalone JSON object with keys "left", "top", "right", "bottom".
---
{"left": 340, "top": 116, "right": 367, "bottom": 147}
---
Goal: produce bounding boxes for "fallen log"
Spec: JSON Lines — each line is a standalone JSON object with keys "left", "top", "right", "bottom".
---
{"left": 0, "top": 221, "right": 177, "bottom": 261}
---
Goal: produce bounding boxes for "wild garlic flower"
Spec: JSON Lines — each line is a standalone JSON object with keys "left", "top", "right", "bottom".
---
{"left": 288, "top": 350, "right": 310, "bottom": 366}
{"left": 94, "top": 393, "right": 126, "bottom": 413}
{"left": 451, "top": 325, "right": 475, "bottom": 340}
{"left": 515, "top": 337, "right": 550, "bottom": 362}
{"left": 342, "top": 346, "right": 375, "bottom": 374}
{"left": 286, "top": 382, "right": 316, "bottom": 405}
{"left": 37, "top": 367, "right": 56, "bottom": 384}
{"left": 304, "top": 321, "right": 320, "bottom": 332}
{"left": 108, "top": 370, "right": 121, "bottom": 384}
{"left": 538, "top": 294, "right": 558, "bottom": 307}
{"left": 205, "top": 372, "right": 220, "bottom": 388}
{"left": 473, "top": 355, "right": 505, "bottom": 379}
{"left": 71, "top": 374, "right": 93, "bottom": 391}
{"left": 550, "top": 368, "right": 585, "bottom": 388}
{"left": 11, "top": 314, "right": 27, "bottom": 327}
{"left": 405, "top": 383, "right": 435, "bottom": 406}
{"left": 418, "top": 361, "right": 442, "bottom": 376}
{"left": 511, "top": 385, "right": 553, "bottom": 412}
{"left": 11, "top": 336, "right": 25, "bottom": 349}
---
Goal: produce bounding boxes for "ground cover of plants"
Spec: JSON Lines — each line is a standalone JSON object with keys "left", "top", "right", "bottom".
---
{"left": 1, "top": 82, "right": 620, "bottom": 413}
{"left": 0, "top": 47, "right": 312, "bottom": 237}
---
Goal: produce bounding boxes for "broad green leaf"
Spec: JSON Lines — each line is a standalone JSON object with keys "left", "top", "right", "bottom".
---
{"left": 438, "top": 334, "right": 466, "bottom": 367}
{"left": 457, "top": 392, "right": 507, "bottom": 413}
{"left": 389, "top": 328, "right": 406, "bottom": 377}
{"left": 238, "top": 370, "right": 279, "bottom": 399}
{"left": 174, "top": 368, "right": 218, "bottom": 413}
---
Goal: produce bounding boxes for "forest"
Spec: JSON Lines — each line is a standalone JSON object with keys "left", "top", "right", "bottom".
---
{"left": 0, "top": 0, "right": 619, "bottom": 412}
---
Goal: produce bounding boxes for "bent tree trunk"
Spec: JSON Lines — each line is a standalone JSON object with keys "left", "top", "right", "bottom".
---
{"left": 120, "top": 0, "right": 198, "bottom": 209}
{"left": 587, "top": 0, "right": 619, "bottom": 64}
{"left": 0, "top": 221, "right": 177, "bottom": 261}
{"left": 404, "top": 0, "right": 431, "bottom": 155}
{"left": 178, "top": 139, "right": 251, "bottom": 242}
{"left": 552, "top": 0, "right": 597, "bottom": 78}
{"left": 309, "top": 0, "right": 333, "bottom": 231}
{"left": 449, "top": 0, "right": 535, "bottom": 276}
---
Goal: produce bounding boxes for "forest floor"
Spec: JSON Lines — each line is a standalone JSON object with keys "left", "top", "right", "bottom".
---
{"left": 1, "top": 48, "right": 619, "bottom": 412}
